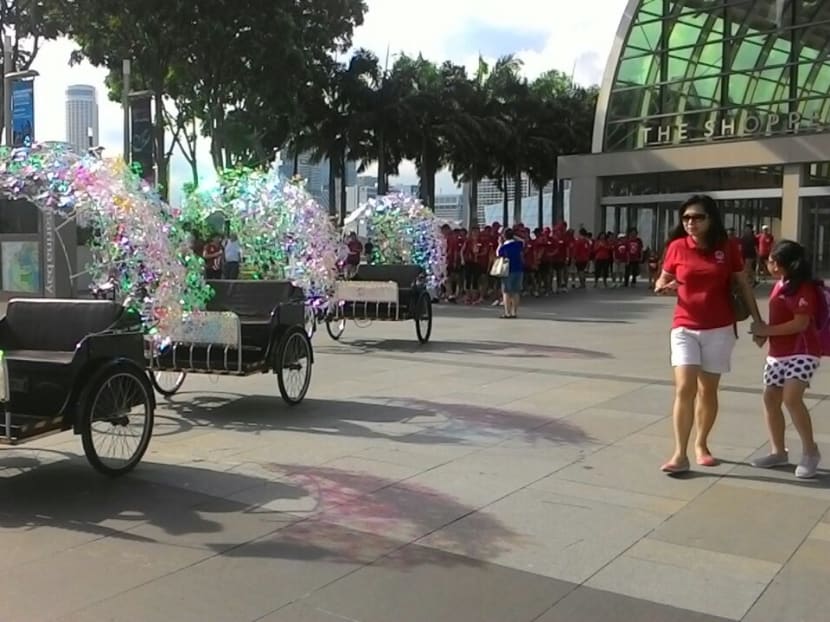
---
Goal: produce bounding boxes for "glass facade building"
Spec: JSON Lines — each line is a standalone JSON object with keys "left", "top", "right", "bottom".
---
{"left": 605, "top": 0, "right": 830, "bottom": 152}
{"left": 559, "top": 0, "right": 830, "bottom": 271}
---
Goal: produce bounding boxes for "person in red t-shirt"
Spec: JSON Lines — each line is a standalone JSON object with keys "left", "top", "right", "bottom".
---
{"left": 624, "top": 228, "right": 644, "bottom": 287}
{"left": 654, "top": 195, "right": 761, "bottom": 474}
{"left": 540, "top": 228, "right": 555, "bottom": 294}
{"left": 749, "top": 240, "right": 822, "bottom": 478}
{"left": 756, "top": 225, "right": 774, "bottom": 281}
{"left": 479, "top": 228, "right": 496, "bottom": 301}
{"left": 551, "top": 230, "right": 569, "bottom": 293}
{"left": 593, "top": 233, "right": 612, "bottom": 287}
{"left": 346, "top": 231, "right": 363, "bottom": 278}
{"left": 203, "top": 235, "right": 224, "bottom": 280}
{"left": 572, "top": 228, "right": 592, "bottom": 288}
{"left": 612, "top": 234, "right": 628, "bottom": 286}
{"left": 447, "top": 227, "right": 467, "bottom": 301}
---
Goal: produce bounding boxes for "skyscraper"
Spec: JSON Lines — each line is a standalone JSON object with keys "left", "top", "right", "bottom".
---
{"left": 65, "top": 85, "right": 99, "bottom": 153}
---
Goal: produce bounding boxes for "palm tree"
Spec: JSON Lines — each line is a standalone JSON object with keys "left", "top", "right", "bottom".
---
{"left": 447, "top": 56, "right": 512, "bottom": 229}
{"left": 303, "top": 51, "right": 382, "bottom": 224}
{"left": 483, "top": 56, "right": 525, "bottom": 225}
{"left": 525, "top": 70, "right": 573, "bottom": 227}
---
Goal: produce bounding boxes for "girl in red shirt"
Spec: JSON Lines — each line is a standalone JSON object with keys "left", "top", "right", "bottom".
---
{"left": 655, "top": 195, "right": 761, "bottom": 474}
{"left": 749, "top": 241, "right": 822, "bottom": 478}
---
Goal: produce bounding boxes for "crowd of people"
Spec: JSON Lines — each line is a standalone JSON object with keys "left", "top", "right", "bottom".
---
{"left": 440, "top": 222, "right": 658, "bottom": 307}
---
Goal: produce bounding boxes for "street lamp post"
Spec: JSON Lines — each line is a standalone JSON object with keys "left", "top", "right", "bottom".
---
{"left": 3, "top": 34, "right": 11, "bottom": 144}
{"left": 4, "top": 69, "right": 38, "bottom": 146}
{"left": 122, "top": 59, "right": 131, "bottom": 161}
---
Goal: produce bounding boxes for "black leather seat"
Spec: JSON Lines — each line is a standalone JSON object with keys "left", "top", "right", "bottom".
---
{"left": 206, "top": 280, "right": 306, "bottom": 346}
{"left": 1, "top": 299, "right": 124, "bottom": 367}
{"left": 206, "top": 280, "right": 304, "bottom": 318}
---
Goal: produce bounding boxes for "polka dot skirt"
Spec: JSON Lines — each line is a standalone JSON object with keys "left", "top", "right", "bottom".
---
{"left": 763, "top": 355, "right": 820, "bottom": 388}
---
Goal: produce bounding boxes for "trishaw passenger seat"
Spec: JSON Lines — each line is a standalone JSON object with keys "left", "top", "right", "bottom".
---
{"left": 3, "top": 299, "right": 123, "bottom": 353}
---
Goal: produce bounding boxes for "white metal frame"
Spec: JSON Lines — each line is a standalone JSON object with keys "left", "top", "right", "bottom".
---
{"left": 148, "top": 311, "right": 244, "bottom": 374}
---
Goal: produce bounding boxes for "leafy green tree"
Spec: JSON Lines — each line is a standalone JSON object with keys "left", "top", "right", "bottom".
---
{"left": 57, "top": 0, "right": 367, "bottom": 198}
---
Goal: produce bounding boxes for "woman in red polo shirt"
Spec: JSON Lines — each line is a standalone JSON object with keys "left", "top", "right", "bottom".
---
{"left": 654, "top": 195, "right": 761, "bottom": 474}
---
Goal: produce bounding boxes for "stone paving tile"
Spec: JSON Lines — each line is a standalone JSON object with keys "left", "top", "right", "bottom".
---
{"left": 554, "top": 433, "right": 717, "bottom": 501}
{"left": 557, "top": 407, "right": 664, "bottom": 444}
{"left": 0, "top": 462, "right": 214, "bottom": 568}
{"left": 258, "top": 603, "right": 360, "bottom": 622}
{"left": 1, "top": 537, "right": 213, "bottom": 621}
{"left": 303, "top": 542, "right": 573, "bottom": 622}
{"left": 417, "top": 486, "right": 663, "bottom": 583}
{"left": 707, "top": 445, "right": 830, "bottom": 500}
{"left": 312, "top": 481, "right": 478, "bottom": 543}
{"left": 11, "top": 292, "right": 830, "bottom": 621}
{"left": 536, "top": 585, "right": 734, "bottom": 622}
{"left": 124, "top": 495, "right": 300, "bottom": 552}
{"left": 650, "top": 483, "right": 829, "bottom": 564}
{"left": 57, "top": 521, "right": 402, "bottom": 622}
{"left": 587, "top": 539, "right": 780, "bottom": 620}
{"left": 742, "top": 539, "right": 830, "bottom": 622}
{"left": 591, "top": 384, "right": 672, "bottom": 416}
{"left": 528, "top": 476, "right": 688, "bottom": 516}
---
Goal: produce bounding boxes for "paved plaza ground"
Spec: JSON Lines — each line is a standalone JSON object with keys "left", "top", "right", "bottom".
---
{"left": 1, "top": 287, "right": 829, "bottom": 622}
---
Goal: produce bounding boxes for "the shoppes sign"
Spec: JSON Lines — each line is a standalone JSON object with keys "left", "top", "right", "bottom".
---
{"left": 639, "top": 112, "right": 824, "bottom": 147}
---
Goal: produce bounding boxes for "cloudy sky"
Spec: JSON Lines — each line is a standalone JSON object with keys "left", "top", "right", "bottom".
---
{"left": 29, "top": 0, "right": 628, "bottom": 201}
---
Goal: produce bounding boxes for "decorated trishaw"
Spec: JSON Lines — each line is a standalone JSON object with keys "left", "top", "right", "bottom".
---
{"left": 145, "top": 165, "right": 344, "bottom": 400}
{"left": 325, "top": 194, "right": 446, "bottom": 344}
{"left": 0, "top": 146, "right": 321, "bottom": 476}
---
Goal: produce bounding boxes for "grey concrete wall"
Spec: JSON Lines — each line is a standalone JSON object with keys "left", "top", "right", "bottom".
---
{"left": 558, "top": 132, "right": 830, "bottom": 237}
{"left": 560, "top": 133, "right": 830, "bottom": 179}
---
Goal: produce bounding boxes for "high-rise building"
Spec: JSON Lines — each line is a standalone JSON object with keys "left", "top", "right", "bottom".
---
{"left": 278, "top": 150, "right": 357, "bottom": 211}
{"left": 65, "top": 85, "right": 99, "bottom": 153}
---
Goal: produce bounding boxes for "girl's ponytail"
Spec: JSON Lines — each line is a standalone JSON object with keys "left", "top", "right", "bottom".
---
{"left": 771, "top": 240, "right": 815, "bottom": 294}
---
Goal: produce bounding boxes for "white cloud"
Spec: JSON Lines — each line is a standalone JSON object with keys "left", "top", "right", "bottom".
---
{"left": 25, "top": 0, "right": 627, "bottom": 200}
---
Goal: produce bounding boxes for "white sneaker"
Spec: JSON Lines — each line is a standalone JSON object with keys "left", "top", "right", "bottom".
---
{"left": 795, "top": 452, "right": 821, "bottom": 479}
{"left": 750, "top": 453, "right": 789, "bottom": 469}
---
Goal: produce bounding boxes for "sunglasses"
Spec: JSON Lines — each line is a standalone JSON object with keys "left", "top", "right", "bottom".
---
{"left": 682, "top": 213, "right": 707, "bottom": 223}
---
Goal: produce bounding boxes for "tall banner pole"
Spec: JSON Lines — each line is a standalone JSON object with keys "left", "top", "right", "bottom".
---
{"left": 129, "top": 94, "right": 154, "bottom": 184}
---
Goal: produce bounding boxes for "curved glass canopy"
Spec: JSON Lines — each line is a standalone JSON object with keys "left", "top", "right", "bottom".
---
{"left": 602, "top": 0, "right": 830, "bottom": 151}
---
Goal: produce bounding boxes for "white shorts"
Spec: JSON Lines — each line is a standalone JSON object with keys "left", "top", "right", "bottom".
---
{"left": 763, "top": 355, "right": 820, "bottom": 387}
{"left": 670, "top": 325, "right": 736, "bottom": 374}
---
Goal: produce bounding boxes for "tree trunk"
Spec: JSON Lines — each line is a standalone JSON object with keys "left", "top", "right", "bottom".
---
{"left": 468, "top": 167, "right": 479, "bottom": 229}
{"left": 538, "top": 185, "right": 544, "bottom": 229}
{"left": 340, "top": 153, "right": 348, "bottom": 226}
{"left": 328, "top": 156, "right": 337, "bottom": 220}
{"left": 502, "top": 173, "right": 509, "bottom": 226}
{"left": 376, "top": 127, "right": 386, "bottom": 195}
{"left": 552, "top": 161, "right": 559, "bottom": 225}
{"left": 292, "top": 150, "right": 299, "bottom": 176}
{"left": 153, "top": 89, "right": 168, "bottom": 201}
{"left": 420, "top": 139, "right": 430, "bottom": 205}
{"left": 513, "top": 169, "right": 522, "bottom": 226}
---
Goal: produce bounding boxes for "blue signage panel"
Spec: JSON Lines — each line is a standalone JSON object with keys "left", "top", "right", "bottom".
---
{"left": 11, "top": 80, "right": 34, "bottom": 147}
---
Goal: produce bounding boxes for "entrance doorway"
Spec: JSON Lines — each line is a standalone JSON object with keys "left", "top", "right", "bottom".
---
{"left": 802, "top": 197, "right": 830, "bottom": 276}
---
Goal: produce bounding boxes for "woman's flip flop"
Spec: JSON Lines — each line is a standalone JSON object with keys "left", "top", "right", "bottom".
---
{"left": 661, "top": 458, "right": 690, "bottom": 475}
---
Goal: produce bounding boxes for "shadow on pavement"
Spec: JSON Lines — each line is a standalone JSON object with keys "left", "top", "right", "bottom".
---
{"left": 210, "top": 462, "right": 522, "bottom": 566}
{"left": 316, "top": 338, "right": 612, "bottom": 359}
{"left": 158, "top": 394, "right": 596, "bottom": 447}
{"left": 0, "top": 454, "right": 519, "bottom": 569}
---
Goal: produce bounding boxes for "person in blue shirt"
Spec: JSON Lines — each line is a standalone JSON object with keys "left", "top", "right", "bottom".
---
{"left": 497, "top": 228, "right": 524, "bottom": 318}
